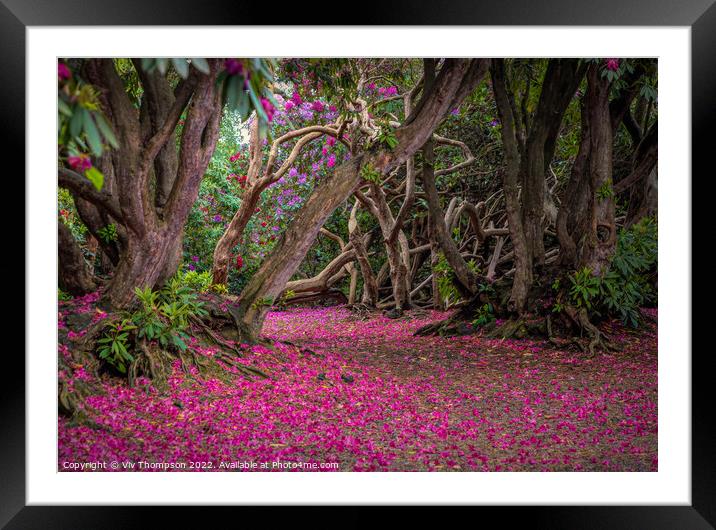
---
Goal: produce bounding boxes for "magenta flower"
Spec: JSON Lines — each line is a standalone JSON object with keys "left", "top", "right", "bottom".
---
{"left": 224, "top": 59, "right": 244, "bottom": 76}
{"left": 212, "top": 214, "right": 223, "bottom": 223}
{"left": 285, "top": 100, "right": 295, "bottom": 111}
{"left": 291, "top": 90, "right": 302, "bottom": 105}
{"left": 605, "top": 58, "right": 620, "bottom": 72}
{"left": 311, "top": 101, "right": 325, "bottom": 113}
{"left": 260, "top": 98, "right": 276, "bottom": 122}
{"left": 58, "top": 62, "right": 71, "bottom": 82}
{"left": 67, "top": 154, "right": 92, "bottom": 172}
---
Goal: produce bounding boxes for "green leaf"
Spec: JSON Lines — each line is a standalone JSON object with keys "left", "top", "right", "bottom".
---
{"left": 172, "top": 58, "right": 189, "bottom": 79}
{"left": 173, "top": 336, "right": 187, "bottom": 351}
{"left": 224, "top": 75, "right": 241, "bottom": 111}
{"left": 248, "top": 87, "right": 269, "bottom": 123}
{"left": 237, "top": 89, "right": 250, "bottom": 120}
{"left": 84, "top": 167, "right": 104, "bottom": 191}
{"left": 156, "top": 58, "right": 169, "bottom": 75}
{"left": 58, "top": 99, "right": 73, "bottom": 117}
{"left": 83, "top": 112, "right": 103, "bottom": 156}
{"left": 94, "top": 112, "right": 119, "bottom": 149}
{"left": 191, "top": 58, "right": 210, "bottom": 75}
{"left": 69, "top": 107, "right": 84, "bottom": 138}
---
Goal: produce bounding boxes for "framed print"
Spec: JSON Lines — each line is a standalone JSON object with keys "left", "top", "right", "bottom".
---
{"left": 3, "top": 0, "right": 711, "bottom": 527}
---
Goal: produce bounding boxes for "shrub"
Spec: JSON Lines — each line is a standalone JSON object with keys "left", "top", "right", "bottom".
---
{"left": 58, "top": 288, "right": 73, "bottom": 301}
{"left": 562, "top": 216, "right": 658, "bottom": 327}
{"left": 96, "top": 318, "right": 136, "bottom": 373}
{"left": 599, "top": 216, "right": 658, "bottom": 327}
{"left": 175, "top": 270, "right": 213, "bottom": 292}
{"left": 96, "top": 273, "right": 209, "bottom": 373}
{"left": 471, "top": 303, "right": 495, "bottom": 328}
{"left": 433, "top": 253, "right": 479, "bottom": 307}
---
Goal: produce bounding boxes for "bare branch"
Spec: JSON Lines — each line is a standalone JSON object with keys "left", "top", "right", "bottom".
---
{"left": 58, "top": 168, "right": 123, "bottom": 222}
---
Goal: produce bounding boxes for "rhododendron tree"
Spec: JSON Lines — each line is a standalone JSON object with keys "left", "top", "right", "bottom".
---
{"left": 57, "top": 58, "right": 275, "bottom": 308}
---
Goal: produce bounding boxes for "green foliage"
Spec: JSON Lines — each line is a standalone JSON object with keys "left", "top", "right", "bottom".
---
{"left": 360, "top": 163, "right": 381, "bottom": 184}
{"left": 569, "top": 267, "right": 602, "bottom": 310}
{"left": 132, "top": 280, "right": 208, "bottom": 351}
{"left": 97, "top": 274, "right": 210, "bottom": 372}
{"left": 174, "top": 270, "right": 213, "bottom": 292}
{"left": 58, "top": 188, "right": 87, "bottom": 242}
{"left": 58, "top": 82, "right": 119, "bottom": 158}
{"left": 58, "top": 66, "right": 119, "bottom": 191}
{"left": 83, "top": 166, "right": 104, "bottom": 191}
{"left": 562, "top": 217, "right": 658, "bottom": 327}
{"left": 433, "top": 254, "right": 458, "bottom": 305}
{"left": 599, "top": 217, "right": 658, "bottom": 327}
{"left": 97, "top": 319, "right": 136, "bottom": 374}
{"left": 218, "top": 58, "right": 277, "bottom": 139}
{"left": 275, "top": 289, "right": 296, "bottom": 310}
{"left": 173, "top": 269, "right": 229, "bottom": 295}
{"left": 377, "top": 126, "right": 398, "bottom": 150}
{"left": 211, "top": 283, "right": 229, "bottom": 295}
{"left": 97, "top": 223, "right": 118, "bottom": 243}
{"left": 596, "top": 179, "right": 615, "bottom": 201}
{"left": 639, "top": 82, "right": 658, "bottom": 103}
{"left": 251, "top": 296, "right": 274, "bottom": 310}
{"left": 58, "top": 288, "right": 73, "bottom": 302}
{"left": 471, "top": 303, "right": 495, "bottom": 328}
{"left": 140, "top": 58, "right": 209, "bottom": 78}
{"left": 433, "top": 254, "right": 479, "bottom": 306}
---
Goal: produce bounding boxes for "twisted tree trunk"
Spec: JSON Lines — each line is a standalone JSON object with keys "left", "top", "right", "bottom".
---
{"left": 70, "top": 59, "right": 223, "bottom": 309}
{"left": 348, "top": 200, "right": 379, "bottom": 306}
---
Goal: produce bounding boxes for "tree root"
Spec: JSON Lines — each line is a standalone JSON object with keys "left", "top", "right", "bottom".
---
{"left": 190, "top": 315, "right": 244, "bottom": 357}
{"left": 128, "top": 341, "right": 173, "bottom": 391}
{"left": 348, "top": 303, "right": 377, "bottom": 321}
{"left": 562, "top": 305, "right": 618, "bottom": 356}
{"left": 414, "top": 316, "right": 474, "bottom": 337}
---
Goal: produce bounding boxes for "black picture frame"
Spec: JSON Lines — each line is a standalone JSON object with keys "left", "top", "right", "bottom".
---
{"left": 2, "top": 1, "right": 710, "bottom": 527}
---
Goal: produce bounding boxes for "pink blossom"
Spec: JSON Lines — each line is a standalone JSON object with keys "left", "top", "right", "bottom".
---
{"left": 58, "top": 62, "right": 71, "bottom": 82}
{"left": 260, "top": 98, "right": 276, "bottom": 122}
{"left": 224, "top": 59, "right": 244, "bottom": 76}
{"left": 67, "top": 154, "right": 92, "bottom": 172}
{"left": 605, "top": 58, "right": 620, "bottom": 72}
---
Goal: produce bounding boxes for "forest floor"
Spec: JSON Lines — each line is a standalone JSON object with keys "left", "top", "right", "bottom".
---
{"left": 59, "top": 298, "right": 657, "bottom": 472}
